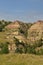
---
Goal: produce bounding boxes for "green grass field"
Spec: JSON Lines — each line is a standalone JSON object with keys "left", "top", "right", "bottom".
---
{"left": 0, "top": 53, "right": 43, "bottom": 65}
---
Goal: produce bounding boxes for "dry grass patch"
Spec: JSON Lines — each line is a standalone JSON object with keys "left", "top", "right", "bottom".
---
{"left": 0, "top": 53, "right": 43, "bottom": 65}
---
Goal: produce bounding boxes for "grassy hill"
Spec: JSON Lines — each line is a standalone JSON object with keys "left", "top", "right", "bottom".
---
{"left": 0, "top": 20, "right": 12, "bottom": 32}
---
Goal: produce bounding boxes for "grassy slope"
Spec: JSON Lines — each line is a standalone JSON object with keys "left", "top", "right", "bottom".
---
{"left": 0, "top": 32, "right": 7, "bottom": 43}
{"left": 0, "top": 53, "right": 43, "bottom": 65}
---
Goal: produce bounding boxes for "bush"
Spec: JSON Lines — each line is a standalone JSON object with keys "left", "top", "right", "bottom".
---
{"left": 35, "top": 48, "right": 43, "bottom": 55}
{"left": 15, "top": 47, "right": 23, "bottom": 54}
{"left": 26, "top": 45, "right": 36, "bottom": 54}
{"left": 0, "top": 43, "right": 9, "bottom": 54}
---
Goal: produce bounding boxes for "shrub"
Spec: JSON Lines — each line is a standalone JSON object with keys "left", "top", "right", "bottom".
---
{"left": 35, "top": 48, "right": 43, "bottom": 55}
{"left": 0, "top": 43, "right": 9, "bottom": 54}
{"left": 15, "top": 47, "right": 23, "bottom": 54}
{"left": 26, "top": 45, "right": 36, "bottom": 54}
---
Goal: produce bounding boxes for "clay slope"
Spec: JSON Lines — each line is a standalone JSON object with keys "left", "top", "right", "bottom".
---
{"left": 27, "top": 20, "right": 43, "bottom": 42}
{"left": 5, "top": 20, "right": 29, "bottom": 44}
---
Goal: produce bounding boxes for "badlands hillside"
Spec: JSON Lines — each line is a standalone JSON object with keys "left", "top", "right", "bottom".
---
{"left": 0, "top": 20, "right": 43, "bottom": 54}
{"left": 5, "top": 20, "right": 32, "bottom": 43}
{"left": 27, "top": 20, "right": 43, "bottom": 43}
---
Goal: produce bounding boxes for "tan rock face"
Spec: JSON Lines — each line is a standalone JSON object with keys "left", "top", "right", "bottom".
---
{"left": 27, "top": 21, "right": 43, "bottom": 41}
{"left": 5, "top": 21, "right": 20, "bottom": 29}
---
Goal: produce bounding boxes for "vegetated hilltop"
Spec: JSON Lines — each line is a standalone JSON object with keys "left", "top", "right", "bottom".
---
{"left": 0, "top": 20, "right": 12, "bottom": 32}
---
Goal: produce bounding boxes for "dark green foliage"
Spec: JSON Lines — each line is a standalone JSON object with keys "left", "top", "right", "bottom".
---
{"left": 14, "top": 37, "right": 26, "bottom": 53}
{"left": 40, "top": 49, "right": 43, "bottom": 54}
{"left": 15, "top": 47, "right": 23, "bottom": 53}
{"left": 26, "top": 47, "right": 36, "bottom": 54}
{"left": 0, "top": 20, "right": 12, "bottom": 32}
{"left": 1, "top": 44, "right": 9, "bottom": 54}
{"left": 19, "top": 28, "right": 24, "bottom": 34}
{"left": 0, "top": 43, "right": 9, "bottom": 54}
{"left": 0, "top": 25, "right": 4, "bottom": 31}
{"left": 19, "top": 28, "right": 28, "bottom": 37}
{"left": 35, "top": 48, "right": 43, "bottom": 55}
